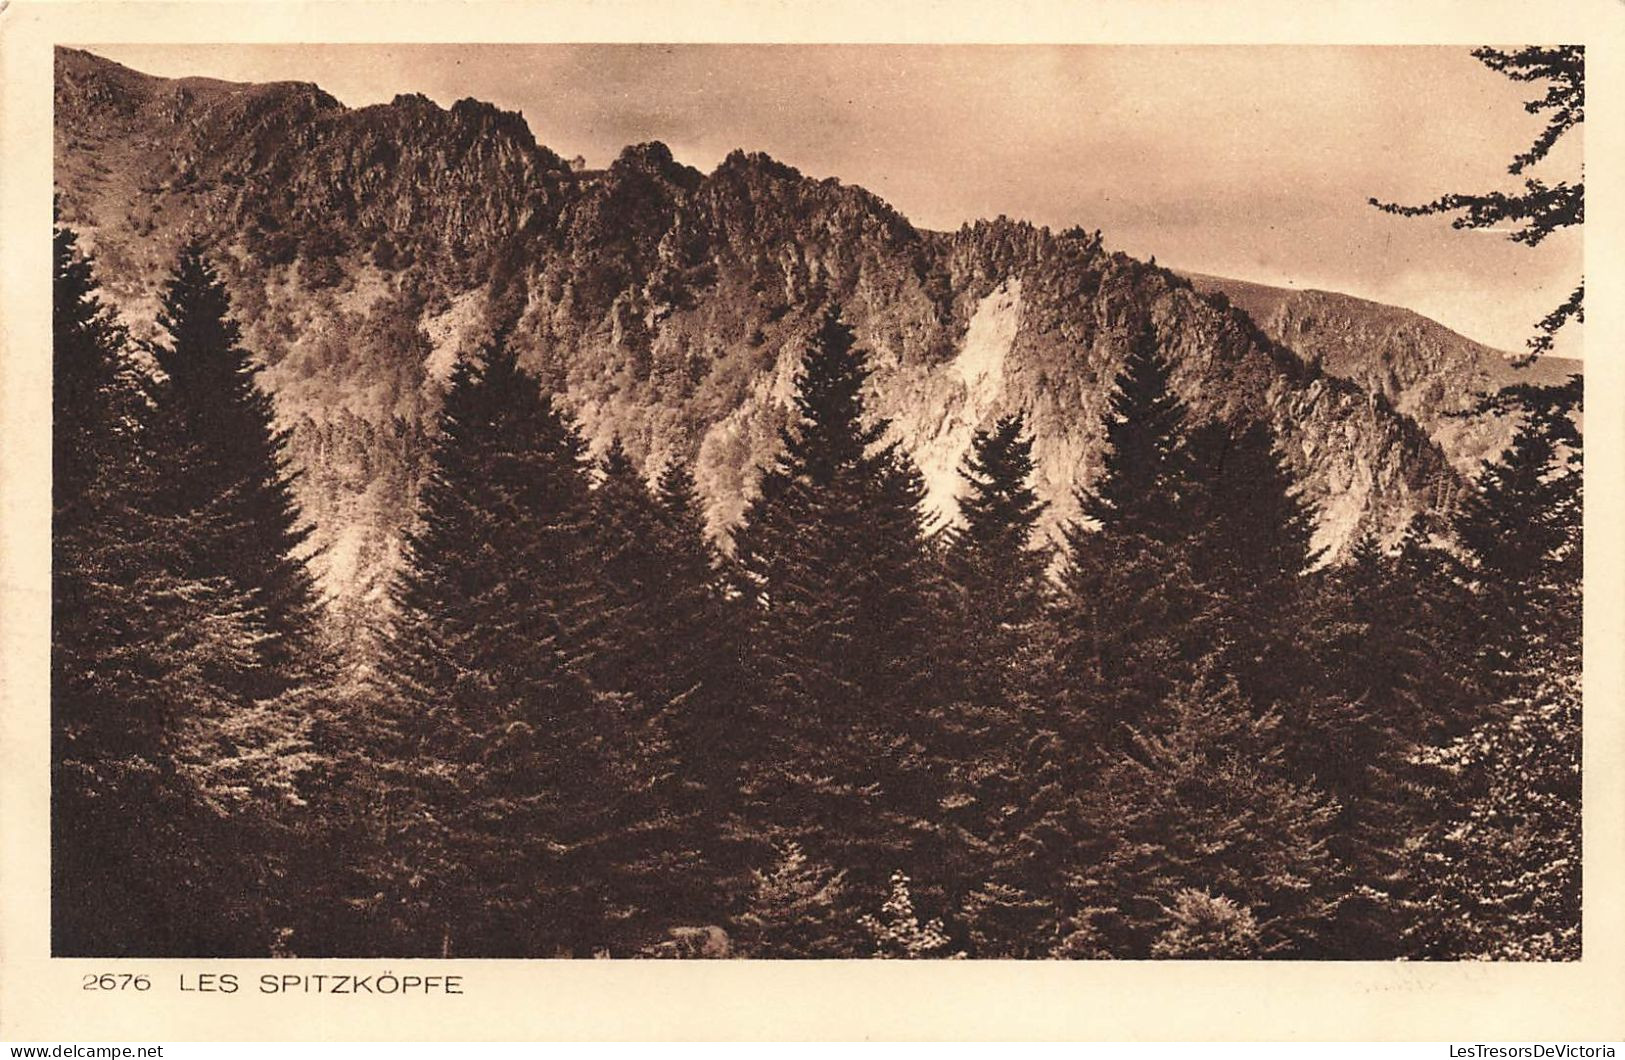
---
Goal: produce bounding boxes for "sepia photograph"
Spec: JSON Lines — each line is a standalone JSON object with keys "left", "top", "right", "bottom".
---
{"left": 44, "top": 38, "right": 1586, "bottom": 962}
{"left": 6, "top": 0, "right": 1625, "bottom": 1043}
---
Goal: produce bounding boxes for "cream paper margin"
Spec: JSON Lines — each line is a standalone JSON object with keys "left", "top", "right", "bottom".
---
{"left": 1, "top": 0, "right": 1621, "bottom": 1042}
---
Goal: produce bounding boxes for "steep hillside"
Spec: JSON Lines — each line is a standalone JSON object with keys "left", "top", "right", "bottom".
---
{"left": 1185, "top": 273, "right": 1580, "bottom": 475}
{"left": 55, "top": 47, "right": 1466, "bottom": 619}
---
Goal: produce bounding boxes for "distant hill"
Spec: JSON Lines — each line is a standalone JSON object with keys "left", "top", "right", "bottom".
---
{"left": 1184, "top": 272, "right": 1580, "bottom": 475}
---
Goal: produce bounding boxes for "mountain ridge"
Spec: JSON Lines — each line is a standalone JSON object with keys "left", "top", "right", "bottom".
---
{"left": 56, "top": 46, "right": 1500, "bottom": 616}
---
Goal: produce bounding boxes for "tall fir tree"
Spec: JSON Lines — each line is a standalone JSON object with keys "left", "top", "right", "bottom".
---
{"left": 1406, "top": 667, "right": 1580, "bottom": 960}
{"left": 52, "top": 220, "right": 287, "bottom": 956}
{"left": 989, "top": 323, "right": 1213, "bottom": 951}
{"left": 1058, "top": 675, "right": 1343, "bottom": 958}
{"left": 377, "top": 342, "right": 714, "bottom": 955}
{"left": 943, "top": 412, "right": 1051, "bottom": 704}
{"left": 731, "top": 308, "right": 947, "bottom": 927}
{"left": 378, "top": 341, "right": 603, "bottom": 955}
{"left": 586, "top": 439, "right": 729, "bottom": 930}
{"left": 53, "top": 216, "right": 137, "bottom": 527}
{"left": 648, "top": 456, "right": 751, "bottom": 840}
{"left": 1186, "top": 418, "right": 1323, "bottom": 715}
{"left": 1293, "top": 532, "right": 1438, "bottom": 957}
{"left": 144, "top": 241, "right": 323, "bottom": 692}
{"left": 1406, "top": 379, "right": 1582, "bottom": 960}
{"left": 734, "top": 842, "right": 864, "bottom": 958}
{"left": 588, "top": 439, "right": 674, "bottom": 701}
{"left": 1077, "top": 322, "right": 1200, "bottom": 543}
{"left": 1188, "top": 419, "right": 1320, "bottom": 591}
{"left": 1453, "top": 378, "right": 1582, "bottom": 684}
{"left": 1052, "top": 322, "right": 1209, "bottom": 747}
{"left": 935, "top": 413, "right": 1054, "bottom": 949}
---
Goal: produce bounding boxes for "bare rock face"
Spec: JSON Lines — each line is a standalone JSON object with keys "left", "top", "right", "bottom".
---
{"left": 57, "top": 46, "right": 1501, "bottom": 618}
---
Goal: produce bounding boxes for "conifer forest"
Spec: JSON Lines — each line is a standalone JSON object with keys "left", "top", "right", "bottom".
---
{"left": 50, "top": 45, "right": 1583, "bottom": 961}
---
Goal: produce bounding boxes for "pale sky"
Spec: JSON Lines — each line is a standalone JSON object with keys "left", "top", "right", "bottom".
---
{"left": 81, "top": 44, "right": 1584, "bottom": 357}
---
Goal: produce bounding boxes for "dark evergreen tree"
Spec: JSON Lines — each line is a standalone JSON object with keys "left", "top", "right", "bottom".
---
{"left": 1454, "top": 378, "right": 1582, "bottom": 683}
{"left": 649, "top": 457, "right": 751, "bottom": 817}
{"left": 734, "top": 842, "right": 864, "bottom": 958}
{"left": 52, "top": 220, "right": 289, "bottom": 956}
{"left": 1391, "top": 516, "right": 1489, "bottom": 742}
{"left": 1406, "top": 672, "right": 1580, "bottom": 960}
{"left": 982, "top": 324, "right": 1212, "bottom": 951}
{"left": 586, "top": 439, "right": 731, "bottom": 929}
{"left": 1058, "top": 674, "right": 1343, "bottom": 958}
{"left": 1052, "top": 323, "right": 1209, "bottom": 746}
{"left": 943, "top": 412, "right": 1050, "bottom": 704}
{"left": 1077, "top": 322, "right": 1200, "bottom": 544}
{"left": 860, "top": 869, "right": 960, "bottom": 958}
{"left": 731, "top": 308, "right": 946, "bottom": 921}
{"left": 1186, "top": 418, "right": 1322, "bottom": 718}
{"left": 1189, "top": 419, "right": 1320, "bottom": 588}
{"left": 588, "top": 439, "right": 673, "bottom": 700}
{"left": 952, "top": 702, "right": 1077, "bottom": 957}
{"left": 376, "top": 343, "right": 673, "bottom": 956}
{"left": 1405, "top": 380, "right": 1582, "bottom": 960}
{"left": 933, "top": 413, "right": 1055, "bottom": 950}
{"left": 144, "top": 242, "right": 323, "bottom": 692}
{"left": 53, "top": 216, "right": 136, "bottom": 526}
{"left": 1292, "top": 531, "right": 1434, "bottom": 958}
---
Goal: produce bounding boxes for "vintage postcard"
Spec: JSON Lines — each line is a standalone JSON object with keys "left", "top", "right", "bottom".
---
{"left": 2, "top": 0, "right": 1623, "bottom": 1042}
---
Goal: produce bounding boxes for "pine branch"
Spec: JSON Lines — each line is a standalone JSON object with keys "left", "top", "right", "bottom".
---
{"left": 1472, "top": 46, "right": 1584, "bottom": 175}
{"left": 1368, "top": 180, "right": 1580, "bottom": 247}
{"left": 1522, "top": 282, "right": 1585, "bottom": 360}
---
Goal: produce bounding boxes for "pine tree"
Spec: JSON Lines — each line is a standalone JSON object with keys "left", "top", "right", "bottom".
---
{"left": 1292, "top": 533, "right": 1428, "bottom": 957}
{"left": 960, "top": 878, "right": 1056, "bottom": 959}
{"left": 1454, "top": 378, "right": 1582, "bottom": 683}
{"left": 1188, "top": 418, "right": 1320, "bottom": 591}
{"left": 585, "top": 439, "right": 725, "bottom": 930}
{"left": 943, "top": 412, "right": 1050, "bottom": 704}
{"left": 861, "top": 870, "right": 961, "bottom": 958}
{"left": 649, "top": 455, "right": 752, "bottom": 868}
{"left": 734, "top": 842, "right": 862, "bottom": 958}
{"left": 990, "top": 324, "right": 1214, "bottom": 952}
{"left": 1149, "top": 889, "right": 1263, "bottom": 959}
{"left": 1406, "top": 669, "right": 1580, "bottom": 960}
{"left": 1059, "top": 675, "right": 1343, "bottom": 958}
{"left": 731, "top": 308, "right": 946, "bottom": 915}
{"left": 935, "top": 413, "right": 1053, "bottom": 946}
{"left": 1393, "top": 517, "right": 1489, "bottom": 740}
{"left": 1052, "top": 323, "right": 1209, "bottom": 745}
{"left": 144, "top": 241, "right": 322, "bottom": 692}
{"left": 588, "top": 438, "right": 673, "bottom": 701}
{"left": 1078, "top": 322, "right": 1200, "bottom": 543}
{"left": 53, "top": 216, "right": 136, "bottom": 525}
{"left": 1406, "top": 382, "right": 1582, "bottom": 960}
{"left": 376, "top": 342, "right": 627, "bottom": 956}
{"left": 1186, "top": 418, "right": 1322, "bottom": 712}
{"left": 52, "top": 220, "right": 286, "bottom": 956}
{"left": 651, "top": 456, "right": 743, "bottom": 745}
